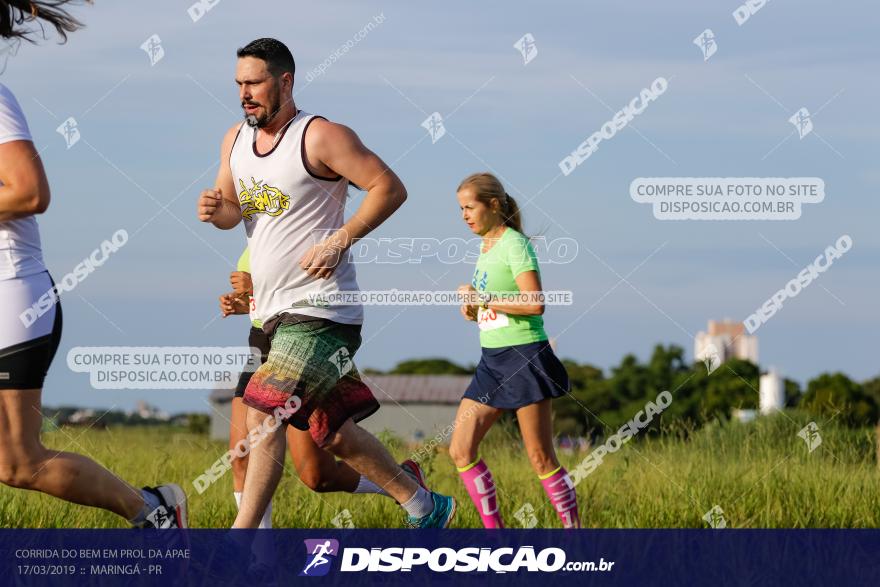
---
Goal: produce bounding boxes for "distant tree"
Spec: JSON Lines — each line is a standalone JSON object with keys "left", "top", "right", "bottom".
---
{"left": 554, "top": 360, "right": 605, "bottom": 436}
{"left": 647, "top": 344, "right": 689, "bottom": 394}
{"left": 783, "top": 377, "right": 801, "bottom": 407}
{"left": 187, "top": 414, "right": 210, "bottom": 435}
{"left": 801, "top": 372, "right": 878, "bottom": 427}
{"left": 389, "top": 358, "right": 471, "bottom": 375}
{"left": 560, "top": 360, "right": 604, "bottom": 391}
{"left": 862, "top": 375, "right": 880, "bottom": 409}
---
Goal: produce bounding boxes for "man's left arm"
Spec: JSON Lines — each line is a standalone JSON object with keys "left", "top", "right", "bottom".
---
{"left": 300, "top": 119, "right": 407, "bottom": 278}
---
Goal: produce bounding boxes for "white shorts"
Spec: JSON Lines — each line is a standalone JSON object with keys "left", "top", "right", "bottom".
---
{"left": 0, "top": 271, "right": 62, "bottom": 388}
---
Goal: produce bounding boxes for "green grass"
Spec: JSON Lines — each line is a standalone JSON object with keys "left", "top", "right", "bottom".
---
{"left": 2, "top": 411, "right": 878, "bottom": 528}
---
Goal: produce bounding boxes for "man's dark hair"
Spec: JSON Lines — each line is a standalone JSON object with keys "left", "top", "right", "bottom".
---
{"left": 1, "top": 0, "right": 87, "bottom": 42}
{"left": 237, "top": 38, "right": 295, "bottom": 79}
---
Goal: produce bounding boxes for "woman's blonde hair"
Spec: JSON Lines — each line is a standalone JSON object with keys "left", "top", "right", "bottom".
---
{"left": 457, "top": 172, "right": 524, "bottom": 235}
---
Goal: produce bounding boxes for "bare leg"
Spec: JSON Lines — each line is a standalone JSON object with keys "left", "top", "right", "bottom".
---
{"left": 0, "top": 388, "right": 143, "bottom": 520}
{"left": 515, "top": 400, "right": 560, "bottom": 476}
{"left": 517, "top": 400, "right": 579, "bottom": 528}
{"left": 286, "top": 426, "right": 359, "bottom": 493}
{"left": 232, "top": 406, "right": 286, "bottom": 528}
{"left": 448, "top": 399, "right": 504, "bottom": 469}
{"left": 449, "top": 399, "right": 505, "bottom": 528}
{"left": 229, "top": 397, "right": 249, "bottom": 493}
{"left": 324, "top": 419, "right": 417, "bottom": 504}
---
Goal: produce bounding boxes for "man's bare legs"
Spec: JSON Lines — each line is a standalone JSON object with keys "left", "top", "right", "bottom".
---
{"left": 234, "top": 413, "right": 421, "bottom": 528}
{"left": 232, "top": 406, "right": 286, "bottom": 528}
{"left": 323, "top": 419, "right": 418, "bottom": 504}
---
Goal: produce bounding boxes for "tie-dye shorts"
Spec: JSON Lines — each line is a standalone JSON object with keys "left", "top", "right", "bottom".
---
{"left": 242, "top": 313, "right": 380, "bottom": 447}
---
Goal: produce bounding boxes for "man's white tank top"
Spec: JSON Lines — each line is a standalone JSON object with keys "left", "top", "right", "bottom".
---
{"left": 229, "top": 111, "right": 363, "bottom": 325}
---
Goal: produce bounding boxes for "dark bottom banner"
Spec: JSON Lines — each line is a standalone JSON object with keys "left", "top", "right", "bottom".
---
{"left": 1, "top": 529, "right": 879, "bottom": 586}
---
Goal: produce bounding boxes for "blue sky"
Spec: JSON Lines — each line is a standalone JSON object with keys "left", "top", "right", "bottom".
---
{"left": 3, "top": 0, "right": 877, "bottom": 413}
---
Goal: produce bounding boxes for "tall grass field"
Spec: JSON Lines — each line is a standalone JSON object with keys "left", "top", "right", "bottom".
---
{"left": 2, "top": 412, "right": 878, "bottom": 528}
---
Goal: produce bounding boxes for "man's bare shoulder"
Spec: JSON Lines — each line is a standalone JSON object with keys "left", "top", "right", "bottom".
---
{"left": 305, "top": 117, "right": 360, "bottom": 148}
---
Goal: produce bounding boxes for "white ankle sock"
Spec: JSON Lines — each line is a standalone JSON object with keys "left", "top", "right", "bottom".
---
{"left": 234, "top": 491, "right": 272, "bottom": 528}
{"left": 353, "top": 475, "right": 389, "bottom": 496}
{"left": 259, "top": 501, "right": 273, "bottom": 529}
{"left": 401, "top": 486, "right": 434, "bottom": 518}
{"left": 129, "top": 489, "right": 161, "bottom": 526}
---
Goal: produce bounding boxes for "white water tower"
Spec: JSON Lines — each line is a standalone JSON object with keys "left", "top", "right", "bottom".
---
{"left": 759, "top": 369, "right": 784, "bottom": 414}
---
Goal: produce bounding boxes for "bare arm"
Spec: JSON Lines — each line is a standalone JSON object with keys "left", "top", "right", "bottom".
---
{"left": 485, "top": 270, "right": 545, "bottom": 316}
{"left": 299, "top": 119, "right": 407, "bottom": 278}
{"left": 0, "top": 140, "right": 50, "bottom": 222}
{"left": 219, "top": 291, "right": 249, "bottom": 317}
{"left": 197, "top": 124, "right": 243, "bottom": 229}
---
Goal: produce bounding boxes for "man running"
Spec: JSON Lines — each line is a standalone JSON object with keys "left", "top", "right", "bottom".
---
{"left": 198, "top": 38, "right": 455, "bottom": 528}
{"left": 0, "top": 0, "right": 185, "bottom": 529}
{"left": 219, "top": 248, "right": 428, "bottom": 528}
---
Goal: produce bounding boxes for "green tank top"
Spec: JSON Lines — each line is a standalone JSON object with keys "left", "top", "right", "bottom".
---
{"left": 236, "top": 248, "right": 262, "bottom": 329}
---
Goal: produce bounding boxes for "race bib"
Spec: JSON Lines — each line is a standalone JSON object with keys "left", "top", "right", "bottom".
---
{"left": 248, "top": 295, "right": 257, "bottom": 322}
{"left": 477, "top": 307, "right": 509, "bottom": 331}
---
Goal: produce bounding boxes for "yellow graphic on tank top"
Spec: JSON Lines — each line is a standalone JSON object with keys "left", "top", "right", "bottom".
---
{"left": 238, "top": 177, "right": 291, "bottom": 220}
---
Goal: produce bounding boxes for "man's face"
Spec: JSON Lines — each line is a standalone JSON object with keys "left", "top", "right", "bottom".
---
{"left": 236, "top": 57, "right": 282, "bottom": 127}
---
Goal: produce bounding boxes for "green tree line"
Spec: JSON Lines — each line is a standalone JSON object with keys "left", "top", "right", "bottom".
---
{"left": 370, "top": 347, "right": 880, "bottom": 436}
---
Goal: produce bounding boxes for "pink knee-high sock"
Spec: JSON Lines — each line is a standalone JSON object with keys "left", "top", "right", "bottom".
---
{"left": 458, "top": 459, "right": 504, "bottom": 528}
{"left": 540, "top": 466, "right": 580, "bottom": 528}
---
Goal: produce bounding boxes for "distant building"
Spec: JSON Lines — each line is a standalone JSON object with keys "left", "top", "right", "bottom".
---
{"left": 65, "top": 408, "right": 107, "bottom": 429}
{"left": 134, "top": 401, "right": 170, "bottom": 421}
{"left": 694, "top": 319, "right": 758, "bottom": 366}
{"left": 68, "top": 408, "right": 96, "bottom": 424}
{"left": 208, "top": 374, "right": 469, "bottom": 443}
{"left": 759, "top": 369, "right": 785, "bottom": 414}
{"left": 732, "top": 409, "right": 757, "bottom": 424}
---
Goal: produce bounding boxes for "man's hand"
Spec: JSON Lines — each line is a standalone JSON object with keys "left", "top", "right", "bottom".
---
{"left": 219, "top": 292, "right": 249, "bottom": 317}
{"left": 300, "top": 239, "right": 345, "bottom": 279}
{"left": 197, "top": 188, "right": 224, "bottom": 222}
{"left": 230, "top": 271, "right": 253, "bottom": 295}
{"left": 458, "top": 284, "right": 478, "bottom": 321}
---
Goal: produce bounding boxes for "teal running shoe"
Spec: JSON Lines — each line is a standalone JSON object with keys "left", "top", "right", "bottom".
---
{"left": 405, "top": 492, "right": 456, "bottom": 529}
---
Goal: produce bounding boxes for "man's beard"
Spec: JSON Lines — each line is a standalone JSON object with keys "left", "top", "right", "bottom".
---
{"left": 243, "top": 93, "right": 281, "bottom": 128}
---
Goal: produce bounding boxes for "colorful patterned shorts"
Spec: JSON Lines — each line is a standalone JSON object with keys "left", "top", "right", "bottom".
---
{"left": 242, "top": 313, "right": 380, "bottom": 447}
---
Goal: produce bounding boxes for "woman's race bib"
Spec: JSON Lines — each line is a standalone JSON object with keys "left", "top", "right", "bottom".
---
{"left": 477, "top": 307, "right": 509, "bottom": 331}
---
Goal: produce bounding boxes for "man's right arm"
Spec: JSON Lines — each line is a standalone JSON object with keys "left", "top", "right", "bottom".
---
{"left": 198, "top": 123, "right": 243, "bottom": 229}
